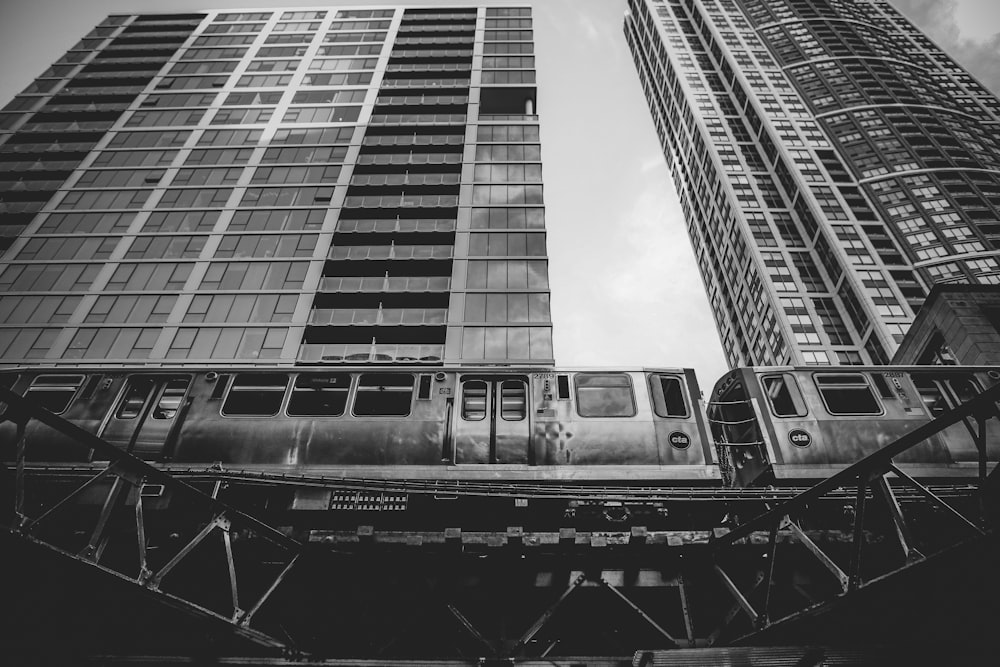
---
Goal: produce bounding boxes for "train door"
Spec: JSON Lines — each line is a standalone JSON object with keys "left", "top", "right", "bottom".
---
{"left": 454, "top": 376, "right": 529, "bottom": 464}
{"left": 100, "top": 375, "right": 191, "bottom": 459}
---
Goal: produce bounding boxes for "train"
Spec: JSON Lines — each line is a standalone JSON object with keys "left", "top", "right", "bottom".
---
{"left": 2, "top": 364, "right": 998, "bottom": 488}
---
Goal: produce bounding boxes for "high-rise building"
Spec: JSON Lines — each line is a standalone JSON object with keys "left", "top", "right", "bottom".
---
{"left": 0, "top": 6, "right": 552, "bottom": 367}
{"left": 625, "top": 0, "right": 1000, "bottom": 368}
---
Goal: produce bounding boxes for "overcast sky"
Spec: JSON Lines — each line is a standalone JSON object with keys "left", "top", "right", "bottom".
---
{"left": 1, "top": 0, "right": 999, "bottom": 385}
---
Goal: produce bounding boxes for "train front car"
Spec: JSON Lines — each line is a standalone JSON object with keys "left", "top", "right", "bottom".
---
{"left": 708, "top": 366, "right": 1000, "bottom": 487}
{"left": 1, "top": 365, "right": 717, "bottom": 486}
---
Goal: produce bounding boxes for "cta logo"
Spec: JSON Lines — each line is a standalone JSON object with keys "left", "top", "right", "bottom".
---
{"left": 668, "top": 431, "right": 691, "bottom": 450}
{"left": 788, "top": 429, "right": 812, "bottom": 448}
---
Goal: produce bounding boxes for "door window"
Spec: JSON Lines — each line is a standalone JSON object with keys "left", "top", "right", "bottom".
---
{"left": 650, "top": 375, "right": 689, "bottom": 418}
{"left": 117, "top": 378, "right": 155, "bottom": 419}
{"left": 762, "top": 373, "right": 807, "bottom": 417}
{"left": 153, "top": 379, "right": 190, "bottom": 419}
{"left": 462, "top": 380, "right": 488, "bottom": 420}
{"left": 500, "top": 380, "right": 526, "bottom": 421}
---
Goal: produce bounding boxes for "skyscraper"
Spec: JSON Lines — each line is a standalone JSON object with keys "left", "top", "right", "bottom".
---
{"left": 625, "top": 0, "right": 1000, "bottom": 368}
{"left": 0, "top": 6, "right": 553, "bottom": 367}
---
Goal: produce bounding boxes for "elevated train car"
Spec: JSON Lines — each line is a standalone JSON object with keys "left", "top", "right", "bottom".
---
{"left": 0, "top": 366, "right": 717, "bottom": 484}
{"left": 709, "top": 365, "right": 1000, "bottom": 487}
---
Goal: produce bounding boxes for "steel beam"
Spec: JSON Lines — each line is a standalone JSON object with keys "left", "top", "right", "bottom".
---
{"left": 600, "top": 577, "right": 680, "bottom": 647}
{"left": 713, "top": 565, "right": 758, "bottom": 626}
{"left": 874, "top": 474, "right": 923, "bottom": 563}
{"left": 505, "top": 573, "right": 585, "bottom": 657}
{"left": 888, "top": 464, "right": 985, "bottom": 535}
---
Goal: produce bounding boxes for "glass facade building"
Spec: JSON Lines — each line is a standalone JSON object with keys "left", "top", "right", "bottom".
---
{"left": 0, "top": 6, "right": 552, "bottom": 367}
{"left": 626, "top": 0, "right": 1000, "bottom": 368}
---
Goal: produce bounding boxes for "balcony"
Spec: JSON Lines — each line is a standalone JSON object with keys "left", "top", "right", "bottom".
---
{"left": 362, "top": 134, "right": 463, "bottom": 148}
{"left": 379, "top": 78, "right": 469, "bottom": 89}
{"left": 329, "top": 244, "right": 453, "bottom": 261}
{"left": 355, "top": 152, "right": 462, "bottom": 166}
{"left": 389, "top": 49, "right": 472, "bottom": 60}
{"left": 319, "top": 276, "right": 451, "bottom": 293}
{"left": 350, "top": 173, "right": 460, "bottom": 187}
{"left": 309, "top": 307, "right": 448, "bottom": 326}
{"left": 375, "top": 94, "right": 468, "bottom": 106}
{"left": 342, "top": 194, "right": 459, "bottom": 209}
{"left": 298, "top": 343, "right": 444, "bottom": 363}
{"left": 336, "top": 219, "right": 456, "bottom": 234}
{"left": 368, "top": 114, "right": 466, "bottom": 127}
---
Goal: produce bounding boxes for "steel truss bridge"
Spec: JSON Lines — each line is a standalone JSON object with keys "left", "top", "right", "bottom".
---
{"left": 2, "top": 384, "right": 999, "bottom": 665}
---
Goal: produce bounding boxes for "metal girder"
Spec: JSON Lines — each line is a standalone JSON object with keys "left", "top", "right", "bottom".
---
{"left": 2, "top": 386, "right": 303, "bottom": 651}
{"left": 874, "top": 474, "right": 923, "bottom": 563}
{"left": 887, "top": 464, "right": 985, "bottom": 536}
{"left": 706, "top": 381, "right": 1000, "bottom": 647}
{"left": 599, "top": 577, "right": 682, "bottom": 648}
{"left": 785, "top": 519, "right": 849, "bottom": 592}
{"left": 714, "top": 381, "right": 1000, "bottom": 548}
{"left": 504, "top": 573, "right": 585, "bottom": 657}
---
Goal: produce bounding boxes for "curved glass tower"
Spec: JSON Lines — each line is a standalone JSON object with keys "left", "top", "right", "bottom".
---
{"left": 626, "top": 0, "right": 1000, "bottom": 367}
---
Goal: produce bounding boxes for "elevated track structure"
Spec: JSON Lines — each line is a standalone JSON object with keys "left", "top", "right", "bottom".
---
{"left": 2, "top": 384, "right": 999, "bottom": 664}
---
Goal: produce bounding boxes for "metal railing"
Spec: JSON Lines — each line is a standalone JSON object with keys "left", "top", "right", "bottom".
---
{"left": 709, "top": 381, "right": 1000, "bottom": 642}
{"left": 328, "top": 244, "right": 453, "bottom": 261}
{"left": 0, "top": 386, "right": 301, "bottom": 650}
{"left": 318, "top": 276, "right": 450, "bottom": 293}
{"left": 298, "top": 343, "right": 444, "bottom": 363}
{"left": 309, "top": 307, "right": 447, "bottom": 326}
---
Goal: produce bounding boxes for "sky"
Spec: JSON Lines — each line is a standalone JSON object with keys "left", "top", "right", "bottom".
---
{"left": 1, "top": 0, "right": 999, "bottom": 385}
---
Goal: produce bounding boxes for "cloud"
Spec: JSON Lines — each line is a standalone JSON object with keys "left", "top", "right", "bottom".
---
{"left": 893, "top": 0, "right": 1000, "bottom": 94}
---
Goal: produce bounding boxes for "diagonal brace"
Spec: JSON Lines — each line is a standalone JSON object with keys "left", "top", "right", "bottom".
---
{"left": 148, "top": 514, "right": 230, "bottom": 589}
{"left": 505, "top": 573, "right": 585, "bottom": 657}
{"left": 888, "top": 464, "right": 985, "bottom": 536}
{"left": 600, "top": 578, "right": 681, "bottom": 647}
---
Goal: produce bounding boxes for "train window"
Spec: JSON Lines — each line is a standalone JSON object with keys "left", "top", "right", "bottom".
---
{"left": 353, "top": 373, "right": 413, "bottom": 416}
{"left": 500, "top": 380, "right": 526, "bottom": 421}
{"left": 80, "top": 375, "right": 103, "bottom": 400}
{"left": 0, "top": 373, "right": 19, "bottom": 413}
{"left": 222, "top": 374, "right": 288, "bottom": 416}
{"left": 153, "top": 379, "right": 189, "bottom": 419}
{"left": 556, "top": 375, "right": 570, "bottom": 400}
{"left": 912, "top": 377, "right": 948, "bottom": 417}
{"left": 417, "top": 374, "right": 433, "bottom": 400}
{"left": 761, "top": 374, "right": 807, "bottom": 417}
{"left": 650, "top": 375, "right": 689, "bottom": 418}
{"left": 871, "top": 374, "right": 895, "bottom": 399}
{"left": 462, "top": 381, "right": 487, "bottom": 421}
{"left": 210, "top": 374, "right": 230, "bottom": 400}
{"left": 575, "top": 374, "right": 636, "bottom": 418}
{"left": 117, "top": 378, "right": 155, "bottom": 419}
{"left": 814, "top": 374, "right": 882, "bottom": 415}
{"left": 25, "top": 375, "right": 85, "bottom": 414}
{"left": 287, "top": 373, "right": 350, "bottom": 416}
